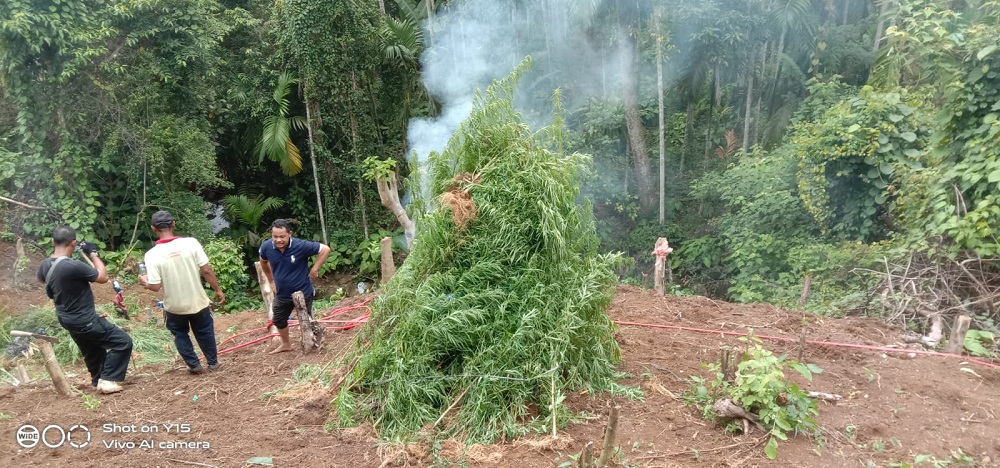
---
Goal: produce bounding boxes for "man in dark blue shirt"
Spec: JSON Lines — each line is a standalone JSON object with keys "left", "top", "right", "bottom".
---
{"left": 259, "top": 219, "right": 331, "bottom": 354}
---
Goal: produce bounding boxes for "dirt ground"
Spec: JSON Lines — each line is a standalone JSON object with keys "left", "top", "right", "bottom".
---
{"left": 2, "top": 240, "right": 1000, "bottom": 467}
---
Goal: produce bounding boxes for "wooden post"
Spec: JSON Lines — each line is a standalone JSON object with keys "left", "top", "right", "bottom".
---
{"left": 15, "top": 364, "right": 31, "bottom": 384}
{"left": 37, "top": 340, "right": 73, "bottom": 396}
{"left": 652, "top": 238, "right": 671, "bottom": 296}
{"left": 799, "top": 274, "right": 812, "bottom": 307}
{"left": 596, "top": 405, "right": 620, "bottom": 467}
{"left": 577, "top": 441, "right": 594, "bottom": 468}
{"left": 944, "top": 315, "right": 973, "bottom": 355}
{"left": 380, "top": 237, "right": 396, "bottom": 285}
{"left": 254, "top": 262, "right": 277, "bottom": 340}
{"left": 293, "top": 291, "right": 324, "bottom": 354}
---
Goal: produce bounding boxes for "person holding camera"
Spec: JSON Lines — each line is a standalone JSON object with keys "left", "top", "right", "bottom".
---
{"left": 36, "top": 225, "right": 133, "bottom": 394}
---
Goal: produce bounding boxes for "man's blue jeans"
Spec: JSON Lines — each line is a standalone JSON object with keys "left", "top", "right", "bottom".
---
{"left": 164, "top": 307, "right": 218, "bottom": 369}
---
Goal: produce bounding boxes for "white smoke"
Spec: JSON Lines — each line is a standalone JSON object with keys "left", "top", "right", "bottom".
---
{"left": 405, "top": 0, "right": 630, "bottom": 199}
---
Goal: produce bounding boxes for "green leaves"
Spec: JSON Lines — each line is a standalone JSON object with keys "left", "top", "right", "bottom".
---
{"left": 977, "top": 44, "right": 997, "bottom": 61}
{"left": 257, "top": 73, "right": 305, "bottom": 176}
{"left": 684, "top": 337, "right": 820, "bottom": 461}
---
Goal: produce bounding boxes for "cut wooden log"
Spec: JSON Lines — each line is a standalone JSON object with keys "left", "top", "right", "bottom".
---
{"left": 254, "top": 262, "right": 277, "bottom": 340}
{"left": 711, "top": 398, "right": 762, "bottom": 433}
{"left": 596, "top": 405, "right": 620, "bottom": 467}
{"left": 944, "top": 315, "right": 972, "bottom": 355}
{"left": 293, "top": 291, "right": 324, "bottom": 355}
{"left": 380, "top": 237, "right": 396, "bottom": 284}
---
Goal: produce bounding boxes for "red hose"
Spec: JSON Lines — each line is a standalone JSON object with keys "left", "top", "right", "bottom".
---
{"left": 214, "top": 298, "right": 374, "bottom": 355}
{"left": 614, "top": 320, "right": 1000, "bottom": 370}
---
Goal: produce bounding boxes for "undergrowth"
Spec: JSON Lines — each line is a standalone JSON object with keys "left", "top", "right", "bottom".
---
{"left": 684, "top": 335, "right": 821, "bottom": 459}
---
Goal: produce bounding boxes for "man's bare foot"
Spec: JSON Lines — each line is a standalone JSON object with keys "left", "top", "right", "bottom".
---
{"left": 268, "top": 344, "right": 293, "bottom": 354}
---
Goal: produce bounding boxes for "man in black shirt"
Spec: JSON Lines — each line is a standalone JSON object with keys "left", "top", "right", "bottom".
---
{"left": 36, "top": 226, "right": 133, "bottom": 394}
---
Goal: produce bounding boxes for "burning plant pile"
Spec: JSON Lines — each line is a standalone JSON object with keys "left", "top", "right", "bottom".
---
{"left": 335, "top": 64, "right": 627, "bottom": 442}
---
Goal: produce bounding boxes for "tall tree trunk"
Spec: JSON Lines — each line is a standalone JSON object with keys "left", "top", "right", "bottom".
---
{"left": 656, "top": 33, "right": 665, "bottom": 224}
{"left": 683, "top": 101, "right": 693, "bottom": 179}
{"left": 349, "top": 72, "right": 369, "bottom": 239}
{"left": 623, "top": 35, "right": 655, "bottom": 211}
{"left": 753, "top": 46, "right": 766, "bottom": 147}
{"left": 843, "top": 0, "right": 851, "bottom": 25}
{"left": 742, "top": 72, "right": 754, "bottom": 153}
{"left": 377, "top": 0, "right": 385, "bottom": 14}
{"left": 425, "top": 0, "right": 434, "bottom": 47}
{"left": 303, "top": 82, "right": 329, "bottom": 245}
{"left": 705, "top": 64, "right": 720, "bottom": 160}
{"left": 873, "top": 0, "right": 888, "bottom": 52}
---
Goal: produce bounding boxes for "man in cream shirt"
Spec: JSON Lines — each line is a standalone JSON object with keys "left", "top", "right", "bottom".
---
{"left": 139, "top": 211, "right": 226, "bottom": 374}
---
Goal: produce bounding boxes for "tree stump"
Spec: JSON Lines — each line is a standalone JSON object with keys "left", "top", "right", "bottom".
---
{"left": 380, "top": 236, "right": 396, "bottom": 284}
{"left": 944, "top": 315, "right": 972, "bottom": 355}
{"left": 652, "top": 238, "right": 673, "bottom": 296}
{"left": 254, "top": 262, "right": 277, "bottom": 340}
{"left": 293, "top": 291, "right": 324, "bottom": 354}
{"left": 596, "top": 405, "right": 620, "bottom": 467}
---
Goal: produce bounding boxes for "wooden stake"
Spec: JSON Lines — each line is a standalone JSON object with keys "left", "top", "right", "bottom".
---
{"left": 578, "top": 441, "right": 594, "bottom": 468}
{"left": 37, "top": 340, "right": 73, "bottom": 396}
{"left": 379, "top": 237, "right": 396, "bottom": 284}
{"left": 254, "top": 262, "right": 277, "bottom": 339}
{"left": 293, "top": 291, "right": 324, "bottom": 354}
{"left": 15, "top": 364, "right": 31, "bottom": 385}
{"left": 944, "top": 315, "right": 972, "bottom": 355}
{"left": 799, "top": 274, "right": 812, "bottom": 307}
{"left": 596, "top": 405, "right": 620, "bottom": 467}
{"left": 653, "top": 238, "right": 669, "bottom": 296}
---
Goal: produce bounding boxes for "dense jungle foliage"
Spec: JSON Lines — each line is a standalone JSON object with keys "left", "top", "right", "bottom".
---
{"left": 1, "top": 0, "right": 998, "bottom": 331}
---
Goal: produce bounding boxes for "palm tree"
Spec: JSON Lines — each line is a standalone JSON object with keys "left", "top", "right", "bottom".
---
{"left": 222, "top": 193, "right": 285, "bottom": 246}
{"left": 257, "top": 72, "right": 306, "bottom": 176}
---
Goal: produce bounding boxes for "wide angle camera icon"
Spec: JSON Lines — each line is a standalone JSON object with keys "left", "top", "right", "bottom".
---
{"left": 16, "top": 424, "right": 91, "bottom": 449}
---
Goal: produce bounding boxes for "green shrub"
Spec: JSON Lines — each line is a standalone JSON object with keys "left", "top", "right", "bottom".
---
{"left": 685, "top": 335, "right": 821, "bottom": 460}
{"left": 202, "top": 239, "right": 251, "bottom": 312}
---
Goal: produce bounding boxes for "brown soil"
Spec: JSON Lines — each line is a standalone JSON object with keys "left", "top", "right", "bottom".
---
{"left": 2, "top": 243, "right": 1000, "bottom": 467}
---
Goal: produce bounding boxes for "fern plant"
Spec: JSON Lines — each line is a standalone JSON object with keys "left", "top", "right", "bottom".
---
{"left": 222, "top": 193, "right": 284, "bottom": 246}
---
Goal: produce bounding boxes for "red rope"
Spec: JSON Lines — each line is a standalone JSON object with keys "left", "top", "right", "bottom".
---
{"left": 614, "top": 320, "right": 1000, "bottom": 370}
{"left": 214, "top": 298, "right": 374, "bottom": 355}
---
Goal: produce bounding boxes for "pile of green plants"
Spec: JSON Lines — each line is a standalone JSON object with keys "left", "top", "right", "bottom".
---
{"left": 684, "top": 335, "right": 822, "bottom": 460}
{"left": 336, "top": 62, "right": 629, "bottom": 442}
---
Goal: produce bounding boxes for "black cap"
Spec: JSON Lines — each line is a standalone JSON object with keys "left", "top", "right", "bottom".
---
{"left": 151, "top": 210, "right": 175, "bottom": 228}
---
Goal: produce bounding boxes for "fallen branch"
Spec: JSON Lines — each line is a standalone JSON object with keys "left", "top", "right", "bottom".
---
{"left": 806, "top": 391, "right": 843, "bottom": 401}
{"left": 633, "top": 435, "right": 767, "bottom": 460}
{"left": 164, "top": 458, "right": 217, "bottom": 468}
{"left": 0, "top": 195, "right": 45, "bottom": 210}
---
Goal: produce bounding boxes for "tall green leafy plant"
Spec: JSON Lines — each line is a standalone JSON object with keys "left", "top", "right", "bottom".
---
{"left": 257, "top": 72, "right": 306, "bottom": 176}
